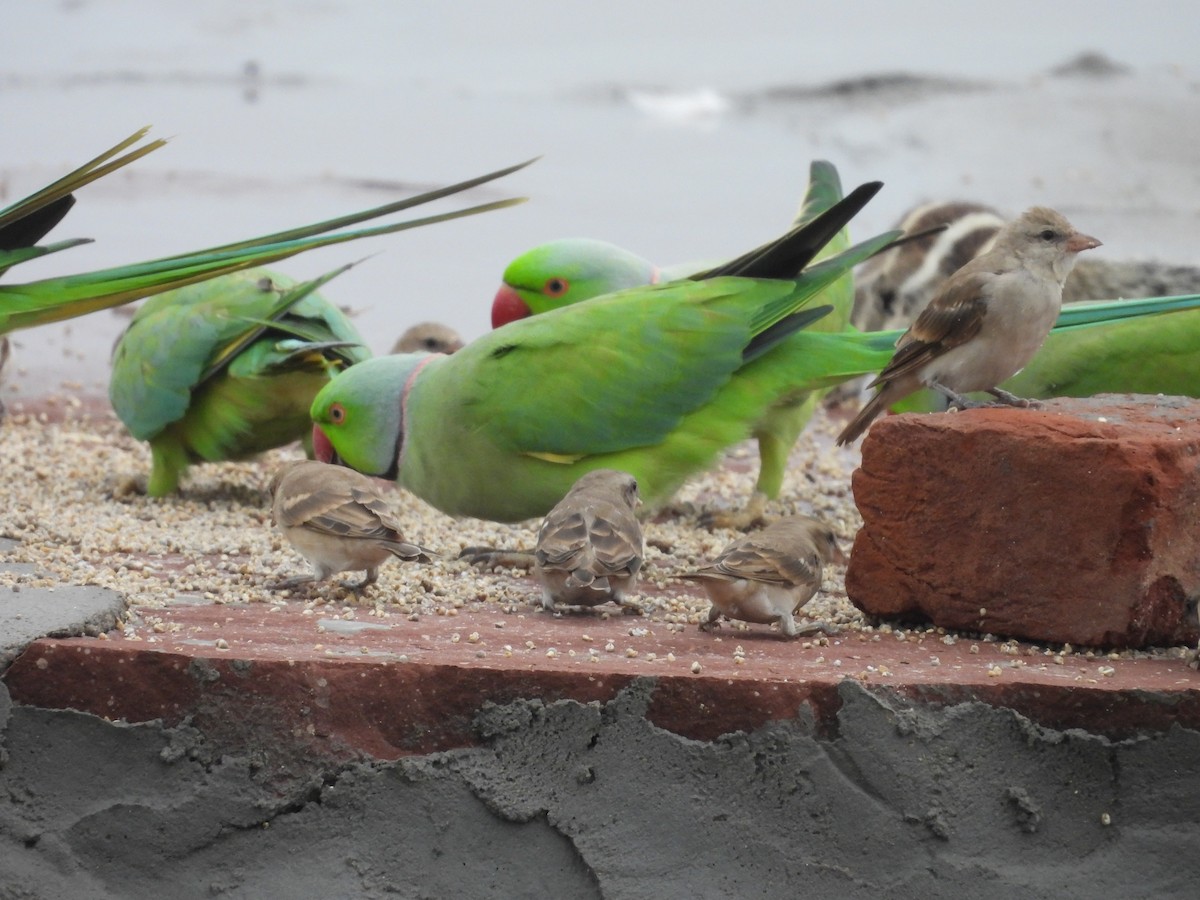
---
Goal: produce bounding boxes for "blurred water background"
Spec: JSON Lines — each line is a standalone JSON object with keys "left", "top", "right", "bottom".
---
{"left": 2, "top": 0, "right": 1198, "bottom": 396}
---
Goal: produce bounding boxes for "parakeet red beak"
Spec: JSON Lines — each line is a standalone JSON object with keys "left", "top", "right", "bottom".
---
{"left": 312, "top": 424, "right": 336, "bottom": 464}
{"left": 491, "top": 283, "right": 531, "bottom": 328}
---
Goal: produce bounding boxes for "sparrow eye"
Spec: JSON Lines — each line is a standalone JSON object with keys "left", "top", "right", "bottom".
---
{"left": 1039, "top": 229, "right": 1057, "bottom": 241}
{"left": 329, "top": 402, "right": 346, "bottom": 425}
{"left": 543, "top": 277, "right": 569, "bottom": 297}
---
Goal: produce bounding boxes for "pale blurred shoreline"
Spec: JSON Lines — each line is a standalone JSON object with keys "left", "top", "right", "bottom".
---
{"left": 3, "top": 1, "right": 1198, "bottom": 400}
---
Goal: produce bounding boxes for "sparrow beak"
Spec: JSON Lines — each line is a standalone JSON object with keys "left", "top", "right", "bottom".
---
{"left": 1066, "top": 232, "right": 1102, "bottom": 253}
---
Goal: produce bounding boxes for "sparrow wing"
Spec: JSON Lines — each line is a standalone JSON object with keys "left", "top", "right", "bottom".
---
{"left": 868, "top": 271, "right": 989, "bottom": 386}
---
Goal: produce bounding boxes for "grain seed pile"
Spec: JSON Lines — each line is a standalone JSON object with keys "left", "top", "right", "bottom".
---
{"left": 0, "top": 397, "right": 865, "bottom": 632}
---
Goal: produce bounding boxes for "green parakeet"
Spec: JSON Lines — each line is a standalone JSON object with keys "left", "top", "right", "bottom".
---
{"left": 490, "top": 161, "right": 858, "bottom": 526}
{"left": 110, "top": 265, "right": 368, "bottom": 496}
{"left": 1, "top": 127, "right": 529, "bottom": 335}
{"left": 310, "top": 181, "right": 905, "bottom": 523}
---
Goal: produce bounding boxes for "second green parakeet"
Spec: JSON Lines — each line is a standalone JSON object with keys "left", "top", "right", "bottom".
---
{"left": 110, "top": 267, "right": 369, "bottom": 496}
{"left": 490, "top": 160, "right": 857, "bottom": 526}
{"left": 310, "top": 182, "right": 902, "bottom": 523}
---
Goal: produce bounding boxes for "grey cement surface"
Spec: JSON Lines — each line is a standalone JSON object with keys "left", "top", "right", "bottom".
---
{"left": 1, "top": 677, "right": 1197, "bottom": 898}
{"left": 0, "top": 548, "right": 127, "bottom": 671}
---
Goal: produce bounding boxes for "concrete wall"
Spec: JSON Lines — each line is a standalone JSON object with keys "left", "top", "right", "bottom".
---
{"left": 1, "top": 678, "right": 1197, "bottom": 898}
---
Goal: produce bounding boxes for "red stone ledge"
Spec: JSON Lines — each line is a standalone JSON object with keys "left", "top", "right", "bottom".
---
{"left": 5, "top": 600, "right": 1198, "bottom": 765}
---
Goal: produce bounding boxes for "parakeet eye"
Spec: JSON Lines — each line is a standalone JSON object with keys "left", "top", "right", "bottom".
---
{"left": 329, "top": 402, "right": 346, "bottom": 425}
{"left": 1039, "top": 229, "right": 1057, "bottom": 241}
{"left": 543, "top": 277, "right": 569, "bottom": 297}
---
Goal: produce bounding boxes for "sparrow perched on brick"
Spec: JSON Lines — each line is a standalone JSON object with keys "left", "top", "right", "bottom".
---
{"left": 684, "top": 515, "right": 845, "bottom": 638}
{"left": 853, "top": 200, "right": 1199, "bottom": 334}
{"left": 268, "top": 459, "right": 434, "bottom": 591}
{"left": 534, "top": 469, "right": 644, "bottom": 613}
{"left": 837, "top": 206, "right": 1101, "bottom": 445}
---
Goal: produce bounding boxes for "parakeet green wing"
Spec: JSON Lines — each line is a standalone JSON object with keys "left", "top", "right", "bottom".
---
{"left": 110, "top": 265, "right": 360, "bottom": 441}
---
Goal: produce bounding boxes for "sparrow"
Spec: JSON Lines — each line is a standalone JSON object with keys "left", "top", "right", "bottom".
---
{"left": 268, "top": 459, "right": 434, "bottom": 591}
{"left": 391, "top": 321, "right": 465, "bottom": 355}
{"left": 534, "top": 469, "right": 644, "bottom": 613}
{"left": 837, "top": 206, "right": 1101, "bottom": 445}
{"left": 851, "top": 200, "right": 1198, "bottom": 334}
{"left": 682, "top": 515, "right": 846, "bottom": 638}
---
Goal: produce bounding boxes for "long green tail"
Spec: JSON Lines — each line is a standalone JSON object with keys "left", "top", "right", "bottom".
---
{"left": 0, "top": 128, "right": 531, "bottom": 333}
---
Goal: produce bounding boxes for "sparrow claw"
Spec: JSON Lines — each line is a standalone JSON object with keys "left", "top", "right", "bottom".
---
{"left": 788, "top": 619, "right": 841, "bottom": 639}
{"left": 266, "top": 574, "right": 316, "bottom": 591}
{"left": 987, "top": 387, "right": 1041, "bottom": 408}
{"left": 459, "top": 546, "right": 536, "bottom": 570}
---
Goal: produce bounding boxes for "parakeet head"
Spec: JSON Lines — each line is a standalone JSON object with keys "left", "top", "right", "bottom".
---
{"left": 492, "top": 238, "right": 659, "bottom": 327}
{"left": 311, "top": 353, "right": 432, "bottom": 479}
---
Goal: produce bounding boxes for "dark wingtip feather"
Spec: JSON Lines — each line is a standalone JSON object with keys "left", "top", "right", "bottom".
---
{"left": 690, "top": 181, "right": 884, "bottom": 282}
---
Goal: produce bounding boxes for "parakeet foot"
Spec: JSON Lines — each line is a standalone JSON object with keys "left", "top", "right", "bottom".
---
{"left": 698, "top": 492, "right": 770, "bottom": 531}
{"left": 459, "top": 547, "right": 536, "bottom": 570}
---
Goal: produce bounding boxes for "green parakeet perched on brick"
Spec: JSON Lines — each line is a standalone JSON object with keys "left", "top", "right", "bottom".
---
{"left": 110, "top": 265, "right": 368, "bottom": 496}
{"left": 489, "top": 161, "right": 857, "bottom": 527}
{"left": 309, "top": 181, "right": 904, "bottom": 523}
{"left": 1, "top": 128, "right": 529, "bottom": 336}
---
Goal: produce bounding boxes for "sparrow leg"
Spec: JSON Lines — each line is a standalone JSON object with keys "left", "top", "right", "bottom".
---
{"left": 986, "top": 387, "right": 1042, "bottom": 408}
{"left": 779, "top": 614, "right": 837, "bottom": 638}
{"left": 340, "top": 567, "right": 379, "bottom": 592}
{"left": 612, "top": 592, "right": 646, "bottom": 616}
{"left": 267, "top": 571, "right": 324, "bottom": 591}
{"left": 698, "top": 606, "right": 723, "bottom": 632}
{"left": 929, "top": 382, "right": 987, "bottom": 410}
{"left": 459, "top": 547, "right": 536, "bottom": 570}
{"left": 784, "top": 618, "right": 841, "bottom": 639}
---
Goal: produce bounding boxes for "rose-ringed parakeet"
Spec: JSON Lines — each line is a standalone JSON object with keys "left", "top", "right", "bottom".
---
{"left": 110, "top": 265, "right": 369, "bottom": 496}
{"left": 0, "top": 127, "right": 167, "bottom": 405}
{"left": 490, "top": 161, "right": 857, "bottom": 527}
{"left": 310, "top": 181, "right": 906, "bottom": 523}
{"left": 1, "top": 128, "right": 530, "bottom": 336}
